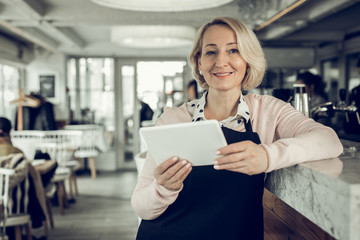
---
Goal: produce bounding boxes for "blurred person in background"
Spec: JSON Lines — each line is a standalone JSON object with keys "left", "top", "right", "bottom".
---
{"left": 186, "top": 79, "right": 199, "bottom": 101}
{"left": 0, "top": 117, "right": 23, "bottom": 155}
{"left": 296, "top": 71, "right": 328, "bottom": 109}
{"left": 140, "top": 99, "right": 154, "bottom": 126}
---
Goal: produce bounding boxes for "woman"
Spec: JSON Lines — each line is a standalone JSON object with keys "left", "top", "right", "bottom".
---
{"left": 131, "top": 17, "right": 343, "bottom": 240}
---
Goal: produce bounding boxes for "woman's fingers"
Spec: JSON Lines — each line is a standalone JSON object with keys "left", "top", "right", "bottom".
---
{"left": 214, "top": 142, "right": 268, "bottom": 175}
{"left": 217, "top": 141, "right": 251, "bottom": 155}
{"left": 214, "top": 159, "right": 256, "bottom": 175}
{"left": 161, "top": 160, "right": 185, "bottom": 180}
{"left": 154, "top": 156, "right": 179, "bottom": 176}
{"left": 154, "top": 157, "right": 192, "bottom": 191}
{"left": 215, "top": 152, "right": 247, "bottom": 164}
{"left": 172, "top": 162, "right": 192, "bottom": 183}
{"left": 214, "top": 158, "right": 246, "bottom": 170}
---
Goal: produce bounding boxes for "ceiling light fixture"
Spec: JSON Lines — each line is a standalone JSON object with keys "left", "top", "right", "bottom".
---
{"left": 111, "top": 25, "right": 196, "bottom": 48}
{"left": 92, "top": 0, "right": 233, "bottom": 12}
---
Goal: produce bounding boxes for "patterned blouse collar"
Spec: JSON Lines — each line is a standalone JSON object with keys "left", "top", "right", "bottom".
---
{"left": 187, "top": 91, "right": 250, "bottom": 125}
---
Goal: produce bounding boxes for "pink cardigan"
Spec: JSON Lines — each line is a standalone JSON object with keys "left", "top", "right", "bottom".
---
{"left": 132, "top": 93, "right": 343, "bottom": 220}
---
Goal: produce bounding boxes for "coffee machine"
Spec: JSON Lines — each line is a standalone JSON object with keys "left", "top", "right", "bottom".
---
{"left": 293, "top": 83, "right": 310, "bottom": 117}
{"left": 312, "top": 87, "right": 360, "bottom": 136}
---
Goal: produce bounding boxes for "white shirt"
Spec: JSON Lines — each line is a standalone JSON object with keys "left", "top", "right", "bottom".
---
{"left": 186, "top": 91, "right": 250, "bottom": 129}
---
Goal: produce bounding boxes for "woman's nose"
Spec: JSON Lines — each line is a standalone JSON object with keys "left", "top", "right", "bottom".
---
{"left": 215, "top": 51, "right": 229, "bottom": 67}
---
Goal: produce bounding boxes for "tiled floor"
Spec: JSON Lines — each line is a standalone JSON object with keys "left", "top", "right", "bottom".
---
{"left": 47, "top": 171, "right": 139, "bottom": 240}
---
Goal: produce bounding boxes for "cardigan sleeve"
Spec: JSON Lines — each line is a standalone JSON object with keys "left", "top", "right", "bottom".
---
{"left": 249, "top": 94, "right": 343, "bottom": 172}
{"left": 131, "top": 106, "right": 190, "bottom": 220}
{"left": 131, "top": 150, "right": 183, "bottom": 220}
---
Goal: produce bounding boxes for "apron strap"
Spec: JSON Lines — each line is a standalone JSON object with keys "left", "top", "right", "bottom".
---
{"left": 244, "top": 118, "right": 253, "bottom": 133}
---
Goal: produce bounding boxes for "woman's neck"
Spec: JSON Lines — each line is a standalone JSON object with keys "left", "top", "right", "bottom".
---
{"left": 204, "top": 88, "right": 241, "bottom": 121}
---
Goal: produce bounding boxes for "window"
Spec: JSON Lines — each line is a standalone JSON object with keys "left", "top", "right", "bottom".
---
{"left": 0, "top": 64, "right": 20, "bottom": 121}
{"left": 67, "top": 58, "right": 114, "bottom": 129}
{"left": 321, "top": 58, "right": 339, "bottom": 102}
{"left": 347, "top": 54, "right": 360, "bottom": 92}
{"left": 137, "top": 61, "right": 186, "bottom": 109}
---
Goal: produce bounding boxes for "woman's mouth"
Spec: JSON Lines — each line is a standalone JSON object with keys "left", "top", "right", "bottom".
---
{"left": 213, "top": 72, "right": 232, "bottom": 76}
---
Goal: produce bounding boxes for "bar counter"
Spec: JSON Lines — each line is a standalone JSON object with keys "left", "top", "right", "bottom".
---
{"left": 264, "top": 139, "right": 360, "bottom": 240}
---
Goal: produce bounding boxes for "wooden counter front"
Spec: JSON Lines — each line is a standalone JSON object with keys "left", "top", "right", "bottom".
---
{"left": 263, "top": 189, "right": 336, "bottom": 240}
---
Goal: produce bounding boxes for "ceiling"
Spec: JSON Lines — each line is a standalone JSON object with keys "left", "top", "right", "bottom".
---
{"left": 0, "top": 0, "right": 360, "bottom": 58}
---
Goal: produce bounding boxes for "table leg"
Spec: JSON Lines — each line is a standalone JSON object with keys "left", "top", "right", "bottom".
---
{"left": 89, "top": 157, "right": 96, "bottom": 179}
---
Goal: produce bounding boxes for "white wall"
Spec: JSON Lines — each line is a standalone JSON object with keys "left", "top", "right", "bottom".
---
{"left": 25, "top": 52, "right": 69, "bottom": 122}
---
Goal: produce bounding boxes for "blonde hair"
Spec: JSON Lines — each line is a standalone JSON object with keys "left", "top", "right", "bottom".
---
{"left": 189, "top": 16, "right": 266, "bottom": 90}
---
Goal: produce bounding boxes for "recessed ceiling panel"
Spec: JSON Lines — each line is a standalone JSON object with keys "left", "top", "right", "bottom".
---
{"left": 91, "top": 0, "right": 233, "bottom": 12}
{"left": 111, "top": 25, "right": 196, "bottom": 48}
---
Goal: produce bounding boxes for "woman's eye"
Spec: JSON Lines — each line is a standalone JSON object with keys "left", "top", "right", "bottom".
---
{"left": 229, "top": 49, "right": 239, "bottom": 53}
{"left": 205, "top": 50, "right": 216, "bottom": 55}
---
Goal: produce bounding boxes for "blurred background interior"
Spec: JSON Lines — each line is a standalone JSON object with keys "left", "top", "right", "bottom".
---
{"left": 0, "top": 0, "right": 360, "bottom": 239}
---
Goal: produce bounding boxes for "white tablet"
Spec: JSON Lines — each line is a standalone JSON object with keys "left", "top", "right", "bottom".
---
{"left": 139, "top": 120, "right": 227, "bottom": 166}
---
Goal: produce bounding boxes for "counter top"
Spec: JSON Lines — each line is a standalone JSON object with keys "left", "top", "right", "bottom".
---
{"left": 265, "top": 139, "right": 360, "bottom": 240}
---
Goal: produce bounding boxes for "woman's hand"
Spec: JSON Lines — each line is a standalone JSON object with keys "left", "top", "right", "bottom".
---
{"left": 154, "top": 157, "right": 192, "bottom": 191}
{"left": 214, "top": 141, "right": 268, "bottom": 175}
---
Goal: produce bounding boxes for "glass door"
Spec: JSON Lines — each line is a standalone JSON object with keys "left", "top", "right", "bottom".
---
{"left": 123, "top": 64, "right": 140, "bottom": 162}
{"left": 114, "top": 59, "right": 139, "bottom": 168}
{"left": 115, "top": 59, "right": 187, "bottom": 169}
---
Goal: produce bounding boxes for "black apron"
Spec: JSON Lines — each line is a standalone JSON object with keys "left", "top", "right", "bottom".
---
{"left": 136, "top": 120, "right": 264, "bottom": 240}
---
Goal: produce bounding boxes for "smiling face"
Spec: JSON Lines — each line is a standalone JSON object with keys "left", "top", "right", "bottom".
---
{"left": 198, "top": 24, "right": 247, "bottom": 92}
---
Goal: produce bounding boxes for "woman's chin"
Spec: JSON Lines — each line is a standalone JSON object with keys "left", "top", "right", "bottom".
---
{"left": 209, "top": 84, "right": 241, "bottom": 92}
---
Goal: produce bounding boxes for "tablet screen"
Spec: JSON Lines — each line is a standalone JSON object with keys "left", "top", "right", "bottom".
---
{"left": 140, "top": 120, "right": 227, "bottom": 166}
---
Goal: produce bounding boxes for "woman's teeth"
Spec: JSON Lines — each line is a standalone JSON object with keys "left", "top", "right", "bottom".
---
{"left": 214, "top": 73, "right": 231, "bottom": 76}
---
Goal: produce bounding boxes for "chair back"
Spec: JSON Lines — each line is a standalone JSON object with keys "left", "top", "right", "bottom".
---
{"left": 0, "top": 154, "right": 25, "bottom": 238}
{"left": 0, "top": 154, "right": 33, "bottom": 240}
{"left": 38, "top": 130, "right": 83, "bottom": 166}
{"left": 10, "top": 131, "right": 45, "bottom": 159}
{"left": 0, "top": 167, "right": 16, "bottom": 210}
{"left": 0, "top": 154, "right": 29, "bottom": 217}
{"left": 64, "top": 125, "right": 109, "bottom": 158}
{"left": 8, "top": 173, "right": 30, "bottom": 218}
{"left": 11, "top": 130, "right": 82, "bottom": 166}
{"left": 0, "top": 167, "right": 15, "bottom": 238}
